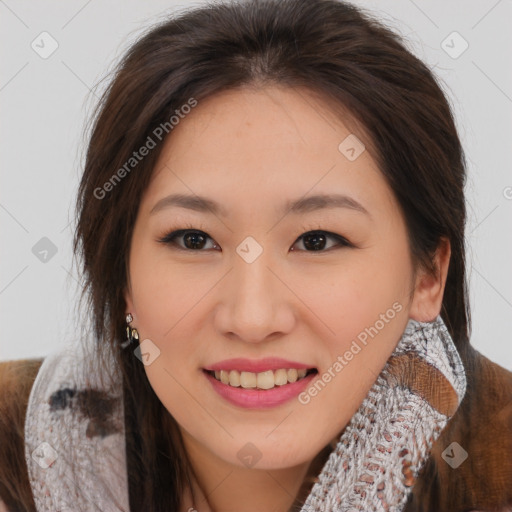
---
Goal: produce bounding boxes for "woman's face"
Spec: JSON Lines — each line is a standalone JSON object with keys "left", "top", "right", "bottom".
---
{"left": 125, "top": 85, "right": 423, "bottom": 470}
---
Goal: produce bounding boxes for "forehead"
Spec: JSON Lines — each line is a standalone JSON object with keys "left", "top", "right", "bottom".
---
{"left": 142, "top": 85, "right": 397, "bottom": 219}
{"left": 158, "top": 85, "right": 365, "bottom": 159}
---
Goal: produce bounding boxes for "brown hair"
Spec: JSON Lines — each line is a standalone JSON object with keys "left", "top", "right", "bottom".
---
{"left": 73, "top": 0, "right": 471, "bottom": 509}
{"left": 0, "top": 359, "right": 42, "bottom": 511}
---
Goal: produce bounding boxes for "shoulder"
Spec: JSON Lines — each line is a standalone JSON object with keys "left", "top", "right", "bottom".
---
{"left": 0, "top": 358, "right": 44, "bottom": 512}
{"left": 407, "top": 349, "right": 512, "bottom": 512}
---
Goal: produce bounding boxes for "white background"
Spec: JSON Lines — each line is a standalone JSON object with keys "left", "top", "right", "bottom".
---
{"left": 1, "top": 0, "right": 511, "bottom": 369}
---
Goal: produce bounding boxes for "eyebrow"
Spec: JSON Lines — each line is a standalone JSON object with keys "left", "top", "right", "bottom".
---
{"left": 149, "top": 192, "right": 370, "bottom": 218}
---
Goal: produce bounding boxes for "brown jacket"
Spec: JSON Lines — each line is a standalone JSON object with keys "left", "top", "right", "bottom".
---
{"left": 1, "top": 351, "right": 511, "bottom": 512}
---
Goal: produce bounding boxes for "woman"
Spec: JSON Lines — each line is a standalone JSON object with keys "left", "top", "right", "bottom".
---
{"left": 1, "top": 0, "right": 511, "bottom": 510}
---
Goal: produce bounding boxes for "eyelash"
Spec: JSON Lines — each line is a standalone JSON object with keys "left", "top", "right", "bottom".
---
{"left": 156, "top": 222, "right": 353, "bottom": 252}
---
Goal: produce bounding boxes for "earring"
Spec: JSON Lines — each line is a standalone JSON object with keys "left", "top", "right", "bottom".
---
{"left": 121, "top": 312, "right": 139, "bottom": 348}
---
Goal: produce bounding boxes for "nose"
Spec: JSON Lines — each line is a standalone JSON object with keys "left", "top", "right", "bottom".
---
{"left": 213, "top": 247, "right": 296, "bottom": 344}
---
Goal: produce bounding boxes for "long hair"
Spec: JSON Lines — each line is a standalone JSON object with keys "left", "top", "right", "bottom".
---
{"left": 73, "top": 0, "right": 471, "bottom": 509}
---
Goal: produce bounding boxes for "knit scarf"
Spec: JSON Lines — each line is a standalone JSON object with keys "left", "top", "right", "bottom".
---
{"left": 24, "top": 315, "right": 466, "bottom": 511}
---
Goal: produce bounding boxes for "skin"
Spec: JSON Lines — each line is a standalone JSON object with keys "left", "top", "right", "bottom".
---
{"left": 124, "top": 85, "right": 451, "bottom": 512}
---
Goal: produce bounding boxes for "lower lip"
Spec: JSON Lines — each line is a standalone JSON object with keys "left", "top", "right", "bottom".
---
{"left": 202, "top": 369, "right": 317, "bottom": 409}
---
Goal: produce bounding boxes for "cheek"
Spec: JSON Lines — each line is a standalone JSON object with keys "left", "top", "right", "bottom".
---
{"left": 307, "top": 247, "right": 412, "bottom": 370}
{"left": 301, "top": 269, "right": 410, "bottom": 434}
{"left": 309, "top": 253, "right": 409, "bottom": 330}
{"left": 129, "top": 246, "right": 205, "bottom": 338}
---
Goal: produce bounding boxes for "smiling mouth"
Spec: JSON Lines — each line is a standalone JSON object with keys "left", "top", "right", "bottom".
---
{"left": 204, "top": 368, "right": 318, "bottom": 390}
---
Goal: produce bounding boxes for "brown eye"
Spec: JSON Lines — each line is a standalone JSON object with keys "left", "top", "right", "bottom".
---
{"left": 157, "top": 230, "right": 219, "bottom": 251}
{"left": 157, "top": 228, "right": 351, "bottom": 252}
{"left": 291, "top": 231, "right": 351, "bottom": 252}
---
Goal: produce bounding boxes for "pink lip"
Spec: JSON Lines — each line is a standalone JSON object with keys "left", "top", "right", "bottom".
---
{"left": 203, "top": 369, "right": 317, "bottom": 409}
{"left": 204, "top": 357, "right": 315, "bottom": 373}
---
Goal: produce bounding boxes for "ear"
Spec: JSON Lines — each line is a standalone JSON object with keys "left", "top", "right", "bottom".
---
{"left": 123, "top": 251, "right": 139, "bottom": 320}
{"left": 125, "top": 289, "right": 135, "bottom": 319}
{"left": 124, "top": 274, "right": 136, "bottom": 320}
{"left": 409, "top": 237, "right": 451, "bottom": 322}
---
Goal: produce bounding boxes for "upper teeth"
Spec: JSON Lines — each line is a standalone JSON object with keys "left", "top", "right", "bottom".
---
{"left": 213, "top": 368, "right": 309, "bottom": 389}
